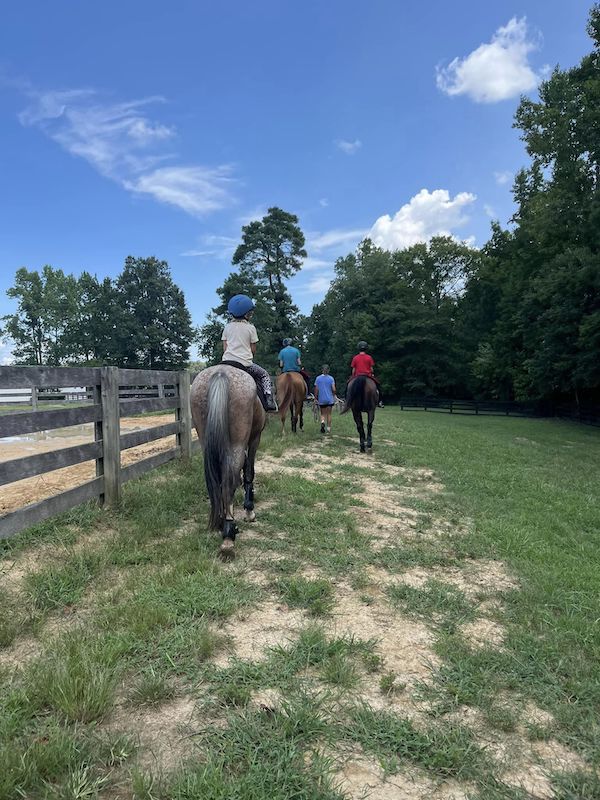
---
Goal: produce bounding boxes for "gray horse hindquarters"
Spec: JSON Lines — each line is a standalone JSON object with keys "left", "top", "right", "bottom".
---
{"left": 190, "top": 366, "right": 265, "bottom": 556}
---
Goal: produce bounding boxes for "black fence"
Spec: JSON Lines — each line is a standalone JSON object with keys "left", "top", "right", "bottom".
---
{"left": 397, "top": 396, "right": 600, "bottom": 426}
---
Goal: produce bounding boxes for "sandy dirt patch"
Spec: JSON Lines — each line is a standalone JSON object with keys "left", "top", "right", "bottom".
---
{"left": 1, "top": 414, "right": 196, "bottom": 515}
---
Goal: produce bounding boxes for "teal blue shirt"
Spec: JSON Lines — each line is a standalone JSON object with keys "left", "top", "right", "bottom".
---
{"left": 279, "top": 346, "right": 301, "bottom": 372}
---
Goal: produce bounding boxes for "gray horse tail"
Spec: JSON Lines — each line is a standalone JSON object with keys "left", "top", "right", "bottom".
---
{"left": 204, "top": 371, "right": 236, "bottom": 530}
{"left": 341, "top": 375, "right": 366, "bottom": 414}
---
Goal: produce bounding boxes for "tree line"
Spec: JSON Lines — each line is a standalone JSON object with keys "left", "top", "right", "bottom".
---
{"left": 3, "top": 6, "right": 599, "bottom": 406}
{"left": 202, "top": 7, "right": 600, "bottom": 406}
{"left": 1, "top": 257, "right": 193, "bottom": 370}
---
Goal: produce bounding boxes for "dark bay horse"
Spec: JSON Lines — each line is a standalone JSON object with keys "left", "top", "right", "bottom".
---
{"left": 190, "top": 365, "right": 266, "bottom": 558}
{"left": 342, "top": 375, "right": 378, "bottom": 452}
{"left": 276, "top": 371, "right": 305, "bottom": 433}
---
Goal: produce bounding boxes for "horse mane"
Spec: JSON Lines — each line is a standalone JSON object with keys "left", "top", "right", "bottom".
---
{"left": 277, "top": 372, "right": 298, "bottom": 418}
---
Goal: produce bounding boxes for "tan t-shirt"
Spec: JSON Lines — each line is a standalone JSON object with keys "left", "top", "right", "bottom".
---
{"left": 221, "top": 320, "right": 259, "bottom": 366}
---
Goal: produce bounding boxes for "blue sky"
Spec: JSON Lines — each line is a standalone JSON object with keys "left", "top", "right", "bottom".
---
{"left": 0, "top": 0, "right": 593, "bottom": 362}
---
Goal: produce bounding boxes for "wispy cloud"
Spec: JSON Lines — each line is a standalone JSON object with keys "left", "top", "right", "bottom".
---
{"left": 484, "top": 203, "right": 496, "bottom": 218}
{"left": 302, "top": 257, "right": 333, "bottom": 271}
{"left": 308, "top": 228, "right": 367, "bottom": 251}
{"left": 298, "top": 275, "right": 335, "bottom": 294}
{"left": 18, "top": 87, "right": 237, "bottom": 216}
{"left": 368, "top": 189, "right": 476, "bottom": 250}
{"left": 0, "top": 338, "right": 14, "bottom": 366}
{"left": 335, "top": 138, "right": 362, "bottom": 155}
{"left": 436, "top": 18, "right": 545, "bottom": 103}
{"left": 494, "top": 170, "right": 514, "bottom": 186}
{"left": 319, "top": 197, "right": 329, "bottom": 207}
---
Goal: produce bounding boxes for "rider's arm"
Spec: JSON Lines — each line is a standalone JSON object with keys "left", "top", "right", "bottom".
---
{"left": 251, "top": 342, "right": 257, "bottom": 356}
{"left": 222, "top": 340, "right": 228, "bottom": 354}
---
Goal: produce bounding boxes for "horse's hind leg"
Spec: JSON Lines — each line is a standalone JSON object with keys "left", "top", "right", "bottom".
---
{"left": 291, "top": 402, "right": 298, "bottom": 434}
{"left": 243, "top": 435, "right": 260, "bottom": 522}
{"left": 299, "top": 402, "right": 304, "bottom": 431}
{"left": 221, "top": 504, "right": 238, "bottom": 559}
{"left": 366, "top": 409, "right": 374, "bottom": 450}
{"left": 354, "top": 410, "right": 366, "bottom": 453}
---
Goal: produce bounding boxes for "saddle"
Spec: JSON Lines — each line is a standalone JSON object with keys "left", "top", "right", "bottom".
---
{"left": 221, "top": 361, "right": 268, "bottom": 410}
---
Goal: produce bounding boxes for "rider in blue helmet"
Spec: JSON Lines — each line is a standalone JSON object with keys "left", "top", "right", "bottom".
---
{"left": 221, "top": 294, "right": 278, "bottom": 412}
{"left": 278, "top": 336, "right": 314, "bottom": 400}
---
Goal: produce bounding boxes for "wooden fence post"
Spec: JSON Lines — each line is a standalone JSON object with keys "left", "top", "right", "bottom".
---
{"left": 177, "top": 371, "right": 192, "bottom": 461}
{"left": 100, "top": 366, "right": 121, "bottom": 506}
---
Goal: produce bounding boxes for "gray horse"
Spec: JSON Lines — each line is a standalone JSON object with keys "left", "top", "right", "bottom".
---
{"left": 190, "top": 365, "right": 266, "bottom": 558}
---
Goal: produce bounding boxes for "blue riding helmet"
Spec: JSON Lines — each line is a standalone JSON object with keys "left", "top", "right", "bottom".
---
{"left": 282, "top": 338, "right": 293, "bottom": 346}
{"left": 227, "top": 294, "right": 255, "bottom": 318}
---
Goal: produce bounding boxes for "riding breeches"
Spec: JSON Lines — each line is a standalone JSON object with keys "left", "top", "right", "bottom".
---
{"left": 245, "top": 364, "right": 274, "bottom": 396}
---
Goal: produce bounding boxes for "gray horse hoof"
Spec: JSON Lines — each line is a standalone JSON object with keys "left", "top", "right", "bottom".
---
{"left": 245, "top": 509, "right": 256, "bottom": 522}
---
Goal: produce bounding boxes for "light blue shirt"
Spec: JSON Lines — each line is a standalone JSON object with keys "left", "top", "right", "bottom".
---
{"left": 315, "top": 374, "right": 335, "bottom": 405}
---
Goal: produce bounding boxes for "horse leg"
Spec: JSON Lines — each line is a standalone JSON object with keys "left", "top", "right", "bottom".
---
{"left": 220, "top": 502, "right": 238, "bottom": 559}
{"left": 299, "top": 401, "right": 304, "bottom": 431}
{"left": 291, "top": 401, "right": 297, "bottom": 433}
{"left": 366, "top": 409, "right": 374, "bottom": 450}
{"left": 243, "top": 443, "right": 258, "bottom": 523}
{"left": 354, "top": 410, "right": 366, "bottom": 453}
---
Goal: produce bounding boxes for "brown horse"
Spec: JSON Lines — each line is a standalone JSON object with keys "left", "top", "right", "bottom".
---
{"left": 190, "top": 365, "right": 265, "bottom": 558}
{"left": 276, "top": 371, "right": 306, "bottom": 433}
{"left": 341, "top": 375, "right": 378, "bottom": 452}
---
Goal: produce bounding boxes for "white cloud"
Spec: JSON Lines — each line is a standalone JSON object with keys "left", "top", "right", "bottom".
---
{"left": 180, "top": 249, "right": 217, "bottom": 257}
{"left": 18, "top": 88, "right": 236, "bottom": 216}
{"left": 368, "top": 189, "right": 476, "bottom": 250}
{"left": 299, "top": 275, "right": 334, "bottom": 294}
{"left": 126, "top": 166, "right": 235, "bottom": 216}
{"left": 335, "top": 138, "right": 362, "bottom": 155}
{"left": 494, "top": 170, "right": 514, "bottom": 186}
{"left": 0, "top": 339, "right": 15, "bottom": 366}
{"left": 484, "top": 203, "right": 496, "bottom": 218}
{"left": 319, "top": 197, "right": 329, "bottom": 207}
{"left": 308, "top": 228, "right": 367, "bottom": 251}
{"left": 302, "top": 257, "right": 333, "bottom": 271}
{"left": 436, "top": 18, "right": 544, "bottom": 103}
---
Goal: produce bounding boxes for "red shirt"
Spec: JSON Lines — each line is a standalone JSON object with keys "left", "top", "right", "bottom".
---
{"left": 351, "top": 353, "right": 374, "bottom": 375}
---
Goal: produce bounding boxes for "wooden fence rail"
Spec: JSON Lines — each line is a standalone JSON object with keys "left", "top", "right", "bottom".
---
{"left": 0, "top": 365, "right": 199, "bottom": 539}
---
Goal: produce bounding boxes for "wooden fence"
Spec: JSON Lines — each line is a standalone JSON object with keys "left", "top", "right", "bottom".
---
{"left": 398, "top": 397, "right": 537, "bottom": 417}
{"left": 0, "top": 366, "right": 199, "bottom": 540}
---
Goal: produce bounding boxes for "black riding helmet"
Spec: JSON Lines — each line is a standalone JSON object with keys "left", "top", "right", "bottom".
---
{"left": 357, "top": 341, "right": 368, "bottom": 351}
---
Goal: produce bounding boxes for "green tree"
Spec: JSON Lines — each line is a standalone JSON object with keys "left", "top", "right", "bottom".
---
{"left": 232, "top": 207, "right": 306, "bottom": 352}
{"left": 115, "top": 256, "right": 194, "bottom": 370}
{"left": 2, "top": 266, "right": 79, "bottom": 365}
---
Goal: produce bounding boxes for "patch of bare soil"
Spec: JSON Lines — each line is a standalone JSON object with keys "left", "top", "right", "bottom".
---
{"left": 107, "top": 696, "right": 199, "bottom": 772}
{"left": 328, "top": 585, "right": 439, "bottom": 695}
{"left": 449, "top": 703, "right": 587, "bottom": 799}
{"left": 333, "top": 751, "right": 471, "bottom": 800}
{"left": 391, "top": 560, "right": 518, "bottom": 599}
{"left": 212, "top": 599, "right": 308, "bottom": 667}
{"left": 460, "top": 617, "right": 506, "bottom": 650}
{"left": 0, "top": 414, "right": 196, "bottom": 515}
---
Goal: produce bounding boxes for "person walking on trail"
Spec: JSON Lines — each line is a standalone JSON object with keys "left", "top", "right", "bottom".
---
{"left": 221, "top": 294, "right": 278, "bottom": 412}
{"left": 314, "top": 364, "right": 337, "bottom": 434}
{"left": 278, "top": 337, "right": 314, "bottom": 400}
{"left": 351, "top": 341, "right": 384, "bottom": 408}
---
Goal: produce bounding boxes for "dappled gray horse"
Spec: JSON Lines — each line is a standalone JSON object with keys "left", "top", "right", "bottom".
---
{"left": 190, "top": 365, "right": 266, "bottom": 558}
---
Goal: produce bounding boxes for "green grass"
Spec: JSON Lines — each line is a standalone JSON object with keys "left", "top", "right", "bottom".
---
{"left": 1, "top": 409, "right": 599, "bottom": 797}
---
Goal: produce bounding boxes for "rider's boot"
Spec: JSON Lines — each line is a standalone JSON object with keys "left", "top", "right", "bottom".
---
{"left": 265, "top": 392, "right": 278, "bottom": 412}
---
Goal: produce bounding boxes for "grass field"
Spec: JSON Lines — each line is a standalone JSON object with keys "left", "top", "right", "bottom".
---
{"left": 1, "top": 408, "right": 599, "bottom": 799}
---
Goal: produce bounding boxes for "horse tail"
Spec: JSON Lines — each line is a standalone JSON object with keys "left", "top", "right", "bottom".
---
{"left": 341, "top": 375, "right": 366, "bottom": 414}
{"left": 277, "top": 373, "right": 295, "bottom": 418}
{"left": 204, "top": 371, "right": 236, "bottom": 530}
